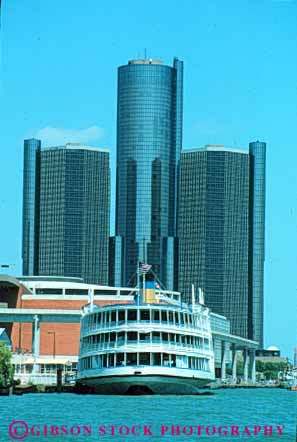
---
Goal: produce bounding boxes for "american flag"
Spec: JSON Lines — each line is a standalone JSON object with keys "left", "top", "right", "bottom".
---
{"left": 139, "top": 262, "right": 152, "bottom": 273}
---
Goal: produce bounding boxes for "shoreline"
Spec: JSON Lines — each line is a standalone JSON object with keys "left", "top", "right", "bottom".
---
{"left": 3, "top": 382, "right": 291, "bottom": 396}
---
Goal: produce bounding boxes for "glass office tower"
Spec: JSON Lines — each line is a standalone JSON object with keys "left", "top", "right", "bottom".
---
{"left": 178, "top": 146, "right": 250, "bottom": 338}
{"left": 22, "top": 138, "right": 41, "bottom": 275}
{"left": 249, "top": 141, "right": 266, "bottom": 347}
{"left": 115, "top": 58, "right": 183, "bottom": 288}
{"left": 178, "top": 143, "right": 266, "bottom": 344}
{"left": 22, "top": 143, "right": 110, "bottom": 285}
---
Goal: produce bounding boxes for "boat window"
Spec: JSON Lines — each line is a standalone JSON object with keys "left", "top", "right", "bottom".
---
{"left": 117, "top": 331, "right": 125, "bottom": 341}
{"left": 103, "top": 333, "right": 108, "bottom": 343}
{"left": 139, "top": 353, "right": 150, "bottom": 365}
{"left": 180, "top": 314, "right": 184, "bottom": 325}
{"left": 118, "top": 310, "right": 125, "bottom": 322}
{"left": 171, "top": 354, "right": 176, "bottom": 367}
{"left": 102, "top": 354, "right": 107, "bottom": 367}
{"left": 127, "top": 331, "right": 137, "bottom": 341}
{"left": 97, "top": 312, "right": 101, "bottom": 324}
{"left": 126, "top": 353, "right": 137, "bottom": 366}
{"left": 109, "top": 353, "right": 115, "bottom": 367}
{"left": 128, "top": 310, "right": 137, "bottom": 321}
{"left": 153, "top": 310, "right": 160, "bottom": 321}
{"left": 110, "top": 332, "right": 116, "bottom": 342}
{"left": 152, "top": 331, "right": 160, "bottom": 341}
{"left": 161, "top": 310, "right": 167, "bottom": 323}
{"left": 102, "top": 312, "right": 106, "bottom": 325}
{"left": 111, "top": 311, "right": 116, "bottom": 323}
{"left": 163, "top": 354, "right": 170, "bottom": 366}
{"left": 139, "top": 332, "right": 150, "bottom": 342}
{"left": 162, "top": 332, "right": 168, "bottom": 342}
{"left": 116, "top": 353, "right": 125, "bottom": 366}
{"left": 140, "top": 310, "right": 150, "bottom": 321}
{"left": 153, "top": 353, "right": 161, "bottom": 366}
{"left": 169, "top": 333, "right": 175, "bottom": 342}
{"left": 174, "top": 312, "right": 179, "bottom": 324}
{"left": 168, "top": 311, "right": 174, "bottom": 323}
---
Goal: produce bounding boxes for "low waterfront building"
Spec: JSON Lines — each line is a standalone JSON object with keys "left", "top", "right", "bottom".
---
{"left": 0, "top": 275, "right": 258, "bottom": 385}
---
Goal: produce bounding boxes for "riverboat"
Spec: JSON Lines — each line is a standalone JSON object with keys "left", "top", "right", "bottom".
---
{"left": 77, "top": 284, "right": 215, "bottom": 394}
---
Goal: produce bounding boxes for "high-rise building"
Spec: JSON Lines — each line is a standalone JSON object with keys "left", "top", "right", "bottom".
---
{"left": 22, "top": 142, "right": 110, "bottom": 285}
{"left": 178, "top": 144, "right": 266, "bottom": 345}
{"left": 114, "top": 57, "right": 183, "bottom": 288}
{"left": 22, "top": 139, "right": 41, "bottom": 276}
{"left": 248, "top": 141, "right": 266, "bottom": 347}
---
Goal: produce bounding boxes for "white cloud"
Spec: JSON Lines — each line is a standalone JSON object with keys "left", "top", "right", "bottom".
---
{"left": 34, "top": 125, "right": 105, "bottom": 146}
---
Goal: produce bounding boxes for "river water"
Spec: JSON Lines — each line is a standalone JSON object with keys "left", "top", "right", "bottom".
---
{"left": 0, "top": 389, "right": 296, "bottom": 441}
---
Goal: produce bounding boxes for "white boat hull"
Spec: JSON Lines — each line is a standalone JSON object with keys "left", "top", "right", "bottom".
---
{"left": 78, "top": 375, "right": 212, "bottom": 395}
{"left": 77, "top": 366, "right": 214, "bottom": 395}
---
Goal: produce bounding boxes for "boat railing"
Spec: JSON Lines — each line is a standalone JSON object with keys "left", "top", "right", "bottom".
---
{"left": 79, "top": 340, "right": 212, "bottom": 356}
{"left": 82, "top": 322, "right": 209, "bottom": 335}
{"left": 78, "top": 364, "right": 212, "bottom": 375}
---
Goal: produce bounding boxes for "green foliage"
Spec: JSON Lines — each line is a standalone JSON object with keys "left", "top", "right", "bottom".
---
{"left": 236, "top": 361, "right": 243, "bottom": 375}
{"left": 263, "top": 370, "right": 278, "bottom": 380}
{"left": 256, "top": 361, "right": 265, "bottom": 372}
{"left": 0, "top": 342, "right": 14, "bottom": 387}
{"left": 256, "top": 361, "right": 288, "bottom": 380}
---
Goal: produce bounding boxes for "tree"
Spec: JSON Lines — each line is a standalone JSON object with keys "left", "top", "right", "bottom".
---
{"left": 0, "top": 342, "right": 14, "bottom": 387}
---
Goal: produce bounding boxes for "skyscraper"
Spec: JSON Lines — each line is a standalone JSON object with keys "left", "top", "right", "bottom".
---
{"left": 114, "top": 57, "right": 183, "bottom": 288}
{"left": 249, "top": 141, "right": 266, "bottom": 347}
{"left": 22, "top": 139, "right": 41, "bottom": 276}
{"left": 22, "top": 142, "right": 110, "bottom": 285}
{"left": 178, "top": 144, "right": 266, "bottom": 344}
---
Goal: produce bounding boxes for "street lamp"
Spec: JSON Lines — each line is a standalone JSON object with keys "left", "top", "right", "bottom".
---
{"left": 48, "top": 331, "right": 56, "bottom": 359}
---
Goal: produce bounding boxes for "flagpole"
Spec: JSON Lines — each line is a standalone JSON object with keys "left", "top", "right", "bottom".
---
{"left": 143, "top": 268, "right": 146, "bottom": 303}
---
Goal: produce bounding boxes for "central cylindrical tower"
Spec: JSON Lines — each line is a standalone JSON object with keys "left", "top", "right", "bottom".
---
{"left": 116, "top": 58, "right": 183, "bottom": 288}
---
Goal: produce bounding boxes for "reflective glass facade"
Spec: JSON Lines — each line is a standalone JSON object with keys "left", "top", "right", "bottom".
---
{"left": 249, "top": 141, "right": 266, "bottom": 347}
{"left": 22, "top": 143, "right": 110, "bottom": 285}
{"left": 22, "top": 139, "right": 41, "bottom": 275}
{"left": 108, "top": 236, "right": 123, "bottom": 287}
{"left": 115, "top": 58, "right": 183, "bottom": 288}
{"left": 178, "top": 146, "right": 250, "bottom": 338}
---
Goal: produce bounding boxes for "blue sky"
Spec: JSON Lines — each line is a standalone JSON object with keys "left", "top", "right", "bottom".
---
{"left": 0, "top": 0, "right": 296, "bottom": 358}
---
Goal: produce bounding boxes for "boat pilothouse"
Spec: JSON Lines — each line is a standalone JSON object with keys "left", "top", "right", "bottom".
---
{"left": 77, "top": 281, "right": 215, "bottom": 394}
